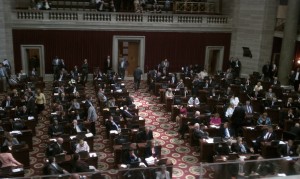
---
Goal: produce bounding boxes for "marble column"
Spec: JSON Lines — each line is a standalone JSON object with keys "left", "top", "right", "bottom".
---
{"left": 278, "top": 0, "right": 300, "bottom": 85}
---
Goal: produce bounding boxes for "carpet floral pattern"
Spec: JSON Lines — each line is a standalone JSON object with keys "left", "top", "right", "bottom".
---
{"left": 22, "top": 80, "right": 206, "bottom": 178}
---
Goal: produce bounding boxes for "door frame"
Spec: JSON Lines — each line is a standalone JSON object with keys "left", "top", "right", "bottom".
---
{"left": 21, "top": 45, "right": 45, "bottom": 77}
{"left": 112, "top": 36, "right": 145, "bottom": 79}
{"left": 204, "top": 46, "right": 224, "bottom": 74}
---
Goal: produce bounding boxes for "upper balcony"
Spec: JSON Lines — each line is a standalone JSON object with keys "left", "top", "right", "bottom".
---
{"left": 9, "top": 1, "right": 232, "bottom": 32}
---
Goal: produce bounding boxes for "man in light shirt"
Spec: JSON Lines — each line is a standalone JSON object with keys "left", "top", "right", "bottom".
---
{"left": 75, "top": 139, "right": 90, "bottom": 153}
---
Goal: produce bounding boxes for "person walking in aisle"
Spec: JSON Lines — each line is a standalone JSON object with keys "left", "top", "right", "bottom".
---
{"left": 133, "top": 66, "right": 143, "bottom": 91}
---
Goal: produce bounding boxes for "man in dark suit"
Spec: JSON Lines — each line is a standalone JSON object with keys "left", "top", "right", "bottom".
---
{"left": 105, "top": 116, "right": 120, "bottom": 137}
{"left": 254, "top": 126, "right": 277, "bottom": 153}
{"left": 48, "top": 120, "right": 64, "bottom": 137}
{"left": 70, "top": 119, "right": 86, "bottom": 135}
{"left": 262, "top": 62, "right": 271, "bottom": 81}
{"left": 271, "top": 77, "right": 281, "bottom": 87}
{"left": 52, "top": 56, "right": 62, "bottom": 79}
{"left": 139, "top": 126, "right": 154, "bottom": 142}
{"left": 1, "top": 95, "right": 14, "bottom": 108}
{"left": 133, "top": 66, "right": 143, "bottom": 91}
{"left": 44, "top": 156, "right": 68, "bottom": 175}
{"left": 279, "top": 140, "right": 297, "bottom": 157}
{"left": 26, "top": 92, "right": 36, "bottom": 115}
{"left": 47, "top": 137, "right": 65, "bottom": 157}
{"left": 71, "top": 153, "right": 95, "bottom": 173}
{"left": 125, "top": 148, "right": 141, "bottom": 165}
{"left": 193, "top": 123, "right": 209, "bottom": 140}
{"left": 233, "top": 58, "right": 241, "bottom": 78}
{"left": 292, "top": 67, "right": 300, "bottom": 91}
{"left": 231, "top": 137, "right": 254, "bottom": 154}
{"left": 121, "top": 105, "right": 134, "bottom": 120}
{"left": 104, "top": 55, "right": 112, "bottom": 73}
{"left": 289, "top": 123, "right": 300, "bottom": 140}
{"left": 243, "top": 100, "right": 254, "bottom": 115}
{"left": 220, "top": 122, "right": 234, "bottom": 141}
{"left": 231, "top": 104, "right": 245, "bottom": 136}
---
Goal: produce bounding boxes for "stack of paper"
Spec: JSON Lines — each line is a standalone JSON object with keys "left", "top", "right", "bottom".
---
{"left": 28, "top": 116, "right": 34, "bottom": 120}
{"left": 10, "top": 131, "right": 22, "bottom": 135}
{"left": 85, "top": 133, "right": 93, "bottom": 137}
{"left": 145, "top": 156, "right": 155, "bottom": 165}
{"left": 89, "top": 152, "right": 97, "bottom": 157}
{"left": 110, "top": 130, "right": 118, "bottom": 134}
{"left": 12, "top": 168, "right": 23, "bottom": 172}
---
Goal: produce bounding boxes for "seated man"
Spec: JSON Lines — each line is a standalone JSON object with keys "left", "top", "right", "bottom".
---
{"left": 279, "top": 139, "right": 297, "bottom": 157}
{"left": 125, "top": 148, "right": 141, "bottom": 166}
{"left": 155, "top": 164, "right": 170, "bottom": 179}
{"left": 48, "top": 120, "right": 64, "bottom": 137}
{"left": 1, "top": 95, "right": 14, "bottom": 108}
{"left": 71, "top": 153, "right": 97, "bottom": 173}
{"left": 165, "top": 88, "right": 174, "bottom": 101}
{"left": 70, "top": 119, "right": 86, "bottom": 135}
{"left": 46, "top": 137, "right": 65, "bottom": 157}
{"left": 75, "top": 139, "right": 90, "bottom": 153}
{"left": 193, "top": 123, "right": 209, "bottom": 140}
{"left": 139, "top": 126, "right": 154, "bottom": 142}
{"left": 231, "top": 137, "right": 254, "bottom": 154}
{"left": 121, "top": 105, "right": 135, "bottom": 120}
{"left": 220, "top": 122, "right": 234, "bottom": 142}
{"left": 44, "top": 156, "right": 68, "bottom": 175}
{"left": 254, "top": 126, "right": 277, "bottom": 152}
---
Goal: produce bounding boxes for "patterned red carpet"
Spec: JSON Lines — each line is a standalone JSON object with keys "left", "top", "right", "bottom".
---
{"left": 24, "top": 80, "right": 209, "bottom": 178}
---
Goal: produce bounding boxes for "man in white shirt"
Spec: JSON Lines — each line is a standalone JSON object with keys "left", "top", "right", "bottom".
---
{"left": 293, "top": 68, "right": 300, "bottom": 91}
{"left": 225, "top": 103, "right": 235, "bottom": 118}
{"left": 75, "top": 139, "right": 90, "bottom": 153}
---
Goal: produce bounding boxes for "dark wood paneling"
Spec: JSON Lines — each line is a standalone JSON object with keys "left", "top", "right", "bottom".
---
{"left": 12, "top": 29, "right": 231, "bottom": 74}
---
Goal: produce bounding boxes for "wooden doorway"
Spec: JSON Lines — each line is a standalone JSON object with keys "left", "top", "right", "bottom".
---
{"left": 21, "top": 45, "right": 45, "bottom": 77}
{"left": 204, "top": 46, "right": 224, "bottom": 75}
{"left": 112, "top": 36, "right": 145, "bottom": 80}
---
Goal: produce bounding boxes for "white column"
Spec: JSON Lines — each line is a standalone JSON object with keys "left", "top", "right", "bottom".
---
{"left": 0, "top": 0, "right": 15, "bottom": 74}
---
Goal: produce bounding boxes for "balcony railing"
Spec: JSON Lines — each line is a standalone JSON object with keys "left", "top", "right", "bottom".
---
{"left": 11, "top": 10, "right": 232, "bottom": 31}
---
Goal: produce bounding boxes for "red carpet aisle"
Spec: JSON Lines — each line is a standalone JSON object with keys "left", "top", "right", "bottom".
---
{"left": 24, "top": 81, "right": 210, "bottom": 178}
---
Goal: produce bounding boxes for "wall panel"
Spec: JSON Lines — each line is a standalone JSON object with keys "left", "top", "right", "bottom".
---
{"left": 12, "top": 29, "right": 231, "bottom": 74}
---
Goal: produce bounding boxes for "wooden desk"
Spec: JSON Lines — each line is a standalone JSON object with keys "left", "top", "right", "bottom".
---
{"left": 159, "top": 89, "right": 166, "bottom": 103}
{"left": 171, "top": 105, "right": 180, "bottom": 122}
{"left": 166, "top": 98, "right": 173, "bottom": 112}
{"left": 10, "top": 145, "right": 30, "bottom": 169}
{"left": 11, "top": 130, "right": 33, "bottom": 151}
{"left": 58, "top": 154, "right": 98, "bottom": 173}
{"left": 113, "top": 143, "right": 138, "bottom": 167}
{"left": 118, "top": 158, "right": 173, "bottom": 179}
{"left": 200, "top": 140, "right": 217, "bottom": 162}
{"left": 58, "top": 134, "right": 94, "bottom": 154}
{"left": 0, "top": 166, "right": 25, "bottom": 178}
{"left": 261, "top": 142, "right": 281, "bottom": 159}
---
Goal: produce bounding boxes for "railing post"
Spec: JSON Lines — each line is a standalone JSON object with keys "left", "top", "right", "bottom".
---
{"left": 111, "top": 13, "right": 117, "bottom": 23}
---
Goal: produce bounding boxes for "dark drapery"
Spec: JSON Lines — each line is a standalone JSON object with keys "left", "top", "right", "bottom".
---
{"left": 12, "top": 29, "right": 231, "bottom": 73}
